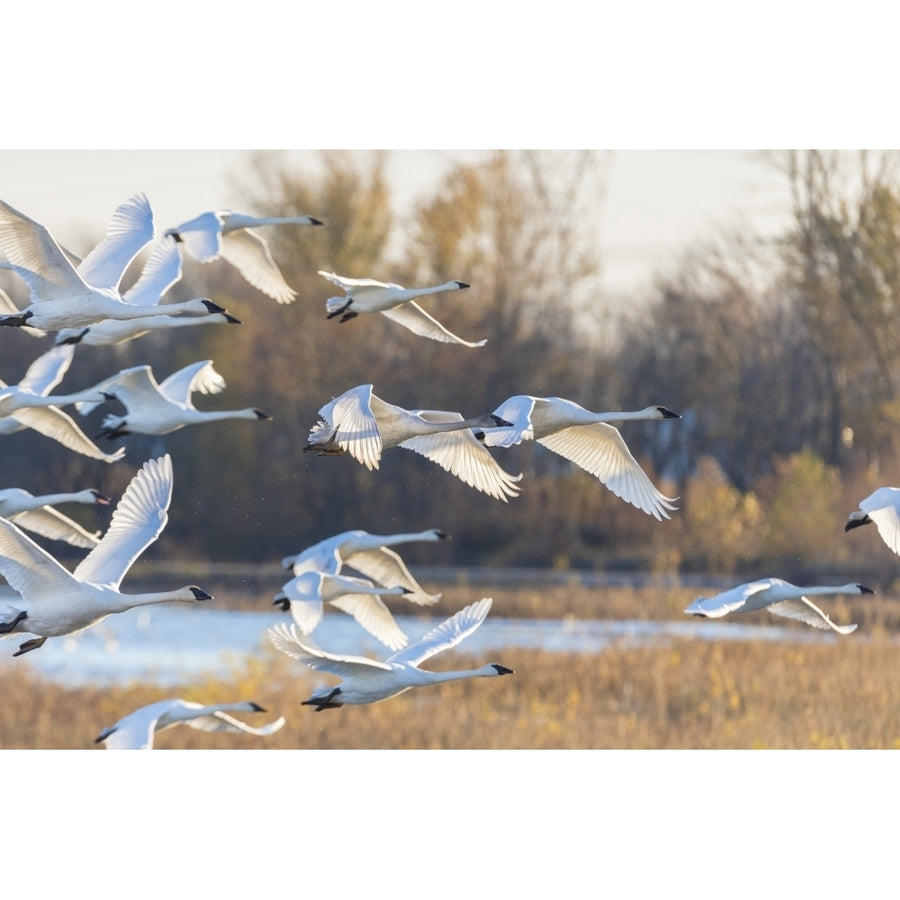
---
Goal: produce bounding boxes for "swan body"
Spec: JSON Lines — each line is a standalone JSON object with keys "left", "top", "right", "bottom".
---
{"left": 95, "top": 699, "right": 285, "bottom": 749}
{"left": 0, "top": 454, "right": 211, "bottom": 656}
{"left": 81, "top": 359, "right": 271, "bottom": 438}
{"left": 282, "top": 527, "right": 448, "bottom": 604}
{"left": 0, "top": 345, "right": 124, "bottom": 463}
{"left": 54, "top": 235, "right": 241, "bottom": 346}
{"left": 0, "top": 195, "right": 226, "bottom": 331}
{"left": 685, "top": 578, "right": 871, "bottom": 634}
{"left": 318, "top": 271, "right": 485, "bottom": 347}
{"left": 268, "top": 596, "right": 513, "bottom": 709}
{"left": 845, "top": 488, "right": 900, "bottom": 556}
{"left": 274, "top": 570, "right": 412, "bottom": 651}
{"left": 0, "top": 487, "right": 109, "bottom": 548}
{"left": 479, "top": 396, "right": 680, "bottom": 519}
{"left": 304, "top": 384, "right": 522, "bottom": 501}
{"left": 166, "top": 209, "right": 323, "bottom": 304}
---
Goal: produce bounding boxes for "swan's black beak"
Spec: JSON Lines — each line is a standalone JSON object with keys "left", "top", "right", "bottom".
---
{"left": 492, "top": 664, "right": 514, "bottom": 675}
{"left": 490, "top": 415, "right": 514, "bottom": 427}
{"left": 455, "top": 281, "right": 470, "bottom": 290}
{"left": 201, "top": 299, "right": 226, "bottom": 314}
{"left": 858, "top": 584, "right": 875, "bottom": 594}
{"left": 91, "top": 491, "right": 111, "bottom": 506}
{"left": 845, "top": 515, "right": 871, "bottom": 532}
{"left": 250, "top": 703, "right": 267, "bottom": 712}
{"left": 254, "top": 410, "right": 272, "bottom": 421}
{"left": 658, "top": 407, "right": 681, "bottom": 418}
{"left": 189, "top": 587, "right": 212, "bottom": 601}
{"left": 273, "top": 596, "right": 291, "bottom": 612}
{"left": 435, "top": 530, "right": 451, "bottom": 540}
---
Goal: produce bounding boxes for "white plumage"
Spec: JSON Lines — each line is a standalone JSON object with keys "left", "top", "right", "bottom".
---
{"left": 845, "top": 487, "right": 900, "bottom": 556}
{"left": 0, "top": 487, "right": 109, "bottom": 549}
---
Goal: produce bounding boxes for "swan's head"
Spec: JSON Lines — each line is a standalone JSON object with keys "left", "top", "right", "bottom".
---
{"left": 844, "top": 511, "right": 872, "bottom": 532}
{"left": 253, "top": 409, "right": 272, "bottom": 420}
{"left": 856, "top": 583, "right": 875, "bottom": 594}
{"left": 88, "top": 490, "right": 111, "bottom": 506}
{"left": 655, "top": 406, "right": 681, "bottom": 419}
{"left": 165, "top": 229, "right": 183, "bottom": 243}
{"left": 490, "top": 664, "right": 514, "bottom": 676}
{"left": 307, "top": 217, "right": 325, "bottom": 226}
{"left": 273, "top": 594, "right": 291, "bottom": 612}
{"left": 187, "top": 586, "right": 212, "bottom": 601}
{"left": 490, "top": 414, "right": 514, "bottom": 428}
{"left": 201, "top": 299, "right": 227, "bottom": 315}
{"left": 430, "top": 529, "right": 451, "bottom": 541}
{"left": 455, "top": 281, "right": 470, "bottom": 290}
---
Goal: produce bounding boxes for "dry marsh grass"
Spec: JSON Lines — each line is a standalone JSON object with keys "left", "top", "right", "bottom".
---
{"left": 1, "top": 581, "right": 899, "bottom": 750}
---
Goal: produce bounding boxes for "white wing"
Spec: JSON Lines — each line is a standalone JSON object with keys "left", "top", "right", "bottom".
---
{"left": 268, "top": 621, "right": 393, "bottom": 675}
{"left": 685, "top": 580, "right": 773, "bottom": 618}
{"left": 220, "top": 229, "right": 296, "bottom": 304}
{"left": 400, "top": 412, "right": 522, "bottom": 502}
{"left": 122, "top": 235, "right": 183, "bottom": 307}
{"left": 9, "top": 506, "right": 100, "bottom": 549}
{"left": 73, "top": 455, "right": 172, "bottom": 588}
{"left": 185, "top": 712, "right": 286, "bottom": 737}
{"left": 318, "top": 271, "right": 393, "bottom": 292}
{"left": 379, "top": 301, "right": 486, "bottom": 347}
{"left": 346, "top": 547, "right": 441, "bottom": 605}
{"left": 316, "top": 384, "right": 383, "bottom": 470}
{"left": 767, "top": 597, "right": 858, "bottom": 634}
{"left": 16, "top": 345, "right": 74, "bottom": 395}
{"left": 76, "top": 193, "right": 155, "bottom": 291}
{"left": 95, "top": 703, "right": 166, "bottom": 749}
{"left": 388, "top": 597, "right": 493, "bottom": 668}
{"left": 480, "top": 395, "right": 537, "bottom": 447}
{"left": 538, "top": 423, "right": 677, "bottom": 519}
{"left": 169, "top": 211, "right": 224, "bottom": 260}
{"left": 329, "top": 593, "right": 409, "bottom": 651}
{"left": 159, "top": 360, "right": 225, "bottom": 406}
{"left": 8, "top": 405, "right": 125, "bottom": 463}
{"left": 0, "top": 516, "right": 82, "bottom": 600}
{"left": 860, "top": 489, "right": 900, "bottom": 556}
{"left": 76, "top": 365, "right": 164, "bottom": 417}
{"left": 0, "top": 198, "right": 91, "bottom": 301}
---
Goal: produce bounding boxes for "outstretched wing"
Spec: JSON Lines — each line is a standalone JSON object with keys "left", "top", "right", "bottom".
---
{"left": 220, "top": 229, "right": 296, "bottom": 304}
{"left": 317, "top": 271, "right": 392, "bottom": 292}
{"left": 767, "top": 597, "right": 858, "bottom": 634}
{"left": 379, "top": 301, "right": 486, "bottom": 347}
{"left": 346, "top": 547, "right": 441, "bottom": 605}
{"left": 76, "top": 193, "right": 155, "bottom": 292}
{"left": 0, "top": 516, "right": 81, "bottom": 600}
{"left": 538, "top": 423, "right": 677, "bottom": 520}
{"left": 10, "top": 405, "right": 125, "bottom": 463}
{"left": 159, "top": 360, "right": 225, "bottom": 407}
{"left": 315, "top": 384, "right": 383, "bottom": 470}
{"left": 186, "top": 712, "right": 286, "bottom": 737}
{"left": 73, "top": 455, "right": 173, "bottom": 588}
{"left": 268, "top": 621, "right": 393, "bottom": 676}
{"left": 9, "top": 506, "right": 100, "bottom": 549}
{"left": 16, "top": 345, "right": 75, "bottom": 395}
{"left": 329, "top": 593, "right": 409, "bottom": 651}
{"left": 123, "top": 235, "right": 183, "bottom": 307}
{"left": 387, "top": 597, "right": 493, "bottom": 668}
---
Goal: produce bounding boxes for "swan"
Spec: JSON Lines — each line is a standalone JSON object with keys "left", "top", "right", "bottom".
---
{"left": 281, "top": 527, "right": 448, "bottom": 605}
{"left": 304, "top": 384, "right": 522, "bottom": 501}
{"left": 268, "top": 596, "right": 514, "bottom": 709}
{"left": 79, "top": 359, "right": 271, "bottom": 438}
{"left": 478, "top": 396, "right": 680, "bottom": 520}
{"left": 0, "top": 345, "right": 124, "bottom": 463}
{"left": 54, "top": 235, "right": 241, "bottom": 347}
{"left": 684, "top": 578, "right": 872, "bottom": 634}
{"left": 95, "top": 699, "right": 285, "bottom": 749}
{"left": 0, "top": 196, "right": 228, "bottom": 331}
{"left": 0, "top": 454, "right": 212, "bottom": 656}
{"left": 273, "top": 570, "right": 412, "bottom": 651}
{"left": 165, "top": 209, "right": 323, "bottom": 304}
{"left": 318, "top": 271, "right": 486, "bottom": 347}
{"left": 0, "top": 487, "right": 110, "bottom": 549}
{"left": 845, "top": 488, "right": 900, "bottom": 556}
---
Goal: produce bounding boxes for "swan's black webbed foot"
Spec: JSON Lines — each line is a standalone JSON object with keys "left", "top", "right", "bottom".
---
{"left": 13, "top": 635, "right": 47, "bottom": 657}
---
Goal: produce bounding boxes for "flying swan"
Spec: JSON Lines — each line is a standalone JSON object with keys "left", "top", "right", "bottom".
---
{"left": 845, "top": 487, "right": 900, "bottom": 557}
{"left": 0, "top": 487, "right": 110, "bottom": 549}
{"left": 0, "top": 194, "right": 229, "bottom": 331}
{"left": 79, "top": 359, "right": 271, "bottom": 438}
{"left": 273, "top": 569, "right": 413, "bottom": 651}
{"left": 0, "top": 454, "right": 212, "bottom": 656}
{"left": 684, "top": 578, "right": 872, "bottom": 634}
{"left": 165, "top": 209, "right": 323, "bottom": 304}
{"left": 303, "top": 384, "right": 522, "bottom": 501}
{"left": 281, "top": 528, "right": 449, "bottom": 605}
{"left": 0, "top": 344, "right": 124, "bottom": 463}
{"left": 268, "top": 596, "right": 513, "bottom": 709}
{"left": 54, "top": 235, "right": 241, "bottom": 347}
{"left": 95, "top": 699, "right": 285, "bottom": 749}
{"left": 478, "top": 395, "right": 680, "bottom": 520}
{"left": 318, "top": 271, "right": 486, "bottom": 347}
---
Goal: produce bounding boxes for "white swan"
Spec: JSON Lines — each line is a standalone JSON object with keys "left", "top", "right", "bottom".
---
{"left": 318, "top": 271, "right": 486, "bottom": 347}
{"left": 273, "top": 570, "right": 412, "bottom": 651}
{"left": 0, "top": 454, "right": 212, "bottom": 656}
{"left": 79, "top": 359, "right": 271, "bottom": 438}
{"left": 165, "top": 209, "right": 323, "bottom": 304}
{"left": 54, "top": 235, "right": 241, "bottom": 347}
{"left": 684, "top": 578, "right": 872, "bottom": 634}
{"left": 845, "top": 488, "right": 900, "bottom": 556}
{"left": 0, "top": 195, "right": 228, "bottom": 331}
{"left": 281, "top": 527, "right": 448, "bottom": 605}
{"left": 95, "top": 699, "right": 285, "bottom": 749}
{"left": 304, "top": 384, "right": 522, "bottom": 501}
{"left": 0, "top": 345, "right": 124, "bottom": 463}
{"left": 0, "top": 487, "right": 109, "bottom": 549}
{"left": 479, "top": 395, "right": 680, "bottom": 520}
{"left": 268, "top": 597, "right": 513, "bottom": 709}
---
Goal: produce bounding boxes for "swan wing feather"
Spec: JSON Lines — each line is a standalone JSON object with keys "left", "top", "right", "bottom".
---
{"left": 767, "top": 597, "right": 858, "bottom": 634}
{"left": 17, "top": 345, "right": 74, "bottom": 394}
{"left": 329, "top": 592, "right": 409, "bottom": 651}
{"left": 318, "top": 385, "right": 383, "bottom": 469}
{"left": 122, "top": 236, "right": 183, "bottom": 307}
{"left": 9, "top": 406, "right": 125, "bottom": 463}
{"left": 345, "top": 547, "right": 441, "bottom": 605}
{"left": 388, "top": 597, "right": 492, "bottom": 667}
{"left": 0, "top": 516, "right": 82, "bottom": 599}
{"left": 9, "top": 506, "right": 100, "bottom": 549}
{"left": 219, "top": 229, "right": 296, "bottom": 303}
{"left": 538, "top": 423, "right": 677, "bottom": 519}
{"left": 268, "top": 622, "right": 393, "bottom": 673}
{"left": 73, "top": 455, "right": 172, "bottom": 588}
{"left": 159, "top": 360, "right": 224, "bottom": 406}
{"left": 379, "top": 302, "right": 486, "bottom": 347}
{"left": 186, "top": 712, "right": 286, "bottom": 737}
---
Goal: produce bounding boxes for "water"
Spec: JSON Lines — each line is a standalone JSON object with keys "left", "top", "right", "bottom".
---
{"left": 0, "top": 602, "right": 848, "bottom": 688}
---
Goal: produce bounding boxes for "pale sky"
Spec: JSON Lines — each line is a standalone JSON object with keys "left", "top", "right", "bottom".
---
{"left": 1, "top": 148, "right": 793, "bottom": 297}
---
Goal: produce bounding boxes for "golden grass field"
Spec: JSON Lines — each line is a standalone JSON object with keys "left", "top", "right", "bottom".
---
{"left": 1, "top": 579, "right": 898, "bottom": 750}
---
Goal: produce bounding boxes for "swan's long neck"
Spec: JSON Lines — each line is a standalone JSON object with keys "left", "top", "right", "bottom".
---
{"left": 419, "top": 665, "right": 505, "bottom": 685}
{"left": 223, "top": 214, "right": 319, "bottom": 231}
{"left": 22, "top": 390, "right": 106, "bottom": 409}
{"left": 194, "top": 408, "right": 266, "bottom": 422}
{"left": 399, "top": 282, "right": 461, "bottom": 301}
{"left": 367, "top": 531, "right": 442, "bottom": 547}
{"left": 20, "top": 491, "right": 92, "bottom": 509}
{"left": 107, "top": 589, "right": 199, "bottom": 614}
{"left": 794, "top": 584, "right": 859, "bottom": 597}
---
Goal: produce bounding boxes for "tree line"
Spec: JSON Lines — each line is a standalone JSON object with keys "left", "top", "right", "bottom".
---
{"left": 2, "top": 150, "right": 899, "bottom": 585}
